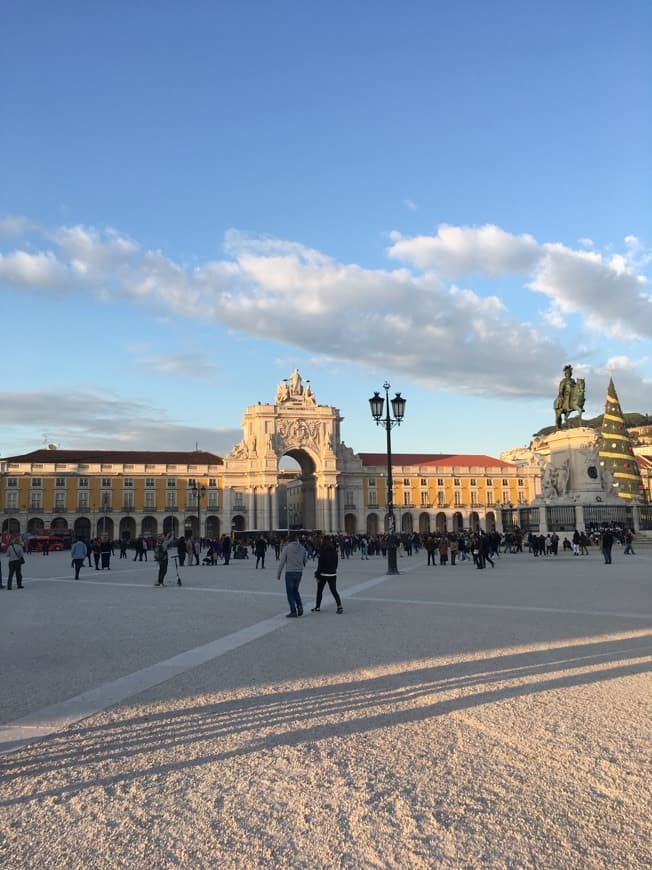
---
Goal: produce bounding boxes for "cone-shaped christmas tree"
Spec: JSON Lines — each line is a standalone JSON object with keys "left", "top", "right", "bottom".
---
{"left": 599, "top": 377, "right": 646, "bottom": 502}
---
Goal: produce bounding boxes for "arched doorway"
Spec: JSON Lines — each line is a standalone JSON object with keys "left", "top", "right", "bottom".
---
{"left": 436, "top": 512, "right": 447, "bottom": 533}
{"left": 419, "top": 513, "right": 430, "bottom": 534}
{"left": 486, "top": 511, "right": 496, "bottom": 531}
{"left": 401, "top": 513, "right": 413, "bottom": 534}
{"left": 232, "top": 514, "right": 246, "bottom": 532}
{"left": 279, "top": 449, "right": 317, "bottom": 530}
{"left": 469, "top": 511, "right": 480, "bottom": 531}
{"left": 74, "top": 517, "right": 91, "bottom": 540}
{"left": 97, "top": 516, "right": 114, "bottom": 539}
{"left": 184, "top": 515, "right": 198, "bottom": 537}
{"left": 119, "top": 517, "right": 136, "bottom": 541}
{"left": 142, "top": 516, "right": 157, "bottom": 538}
{"left": 453, "top": 512, "right": 464, "bottom": 533}
{"left": 367, "top": 513, "right": 379, "bottom": 536}
{"left": 163, "top": 516, "right": 179, "bottom": 537}
{"left": 2, "top": 518, "right": 20, "bottom": 535}
{"left": 28, "top": 517, "right": 44, "bottom": 534}
{"left": 206, "top": 515, "right": 220, "bottom": 538}
{"left": 51, "top": 517, "right": 68, "bottom": 531}
{"left": 344, "top": 513, "right": 356, "bottom": 535}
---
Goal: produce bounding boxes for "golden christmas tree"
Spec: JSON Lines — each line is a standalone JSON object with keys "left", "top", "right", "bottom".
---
{"left": 599, "top": 377, "right": 646, "bottom": 501}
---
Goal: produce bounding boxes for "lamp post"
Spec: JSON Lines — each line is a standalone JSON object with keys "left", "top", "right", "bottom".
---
{"left": 369, "top": 381, "right": 406, "bottom": 575}
{"left": 190, "top": 482, "right": 206, "bottom": 552}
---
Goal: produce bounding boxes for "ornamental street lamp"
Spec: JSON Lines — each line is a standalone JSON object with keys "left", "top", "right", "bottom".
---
{"left": 369, "top": 381, "right": 406, "bottom": 575}
{"left": 190, "top": 482, "right": 206, "bottom": 551}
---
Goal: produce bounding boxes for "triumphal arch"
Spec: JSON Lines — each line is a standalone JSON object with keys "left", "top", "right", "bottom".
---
{"left": 222, "top": 370, "right": 363, "bottom": 532}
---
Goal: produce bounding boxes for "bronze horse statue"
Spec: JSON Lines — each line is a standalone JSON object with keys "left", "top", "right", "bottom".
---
{"left": 554, "top": 378, "right": 585, "bottom": 429}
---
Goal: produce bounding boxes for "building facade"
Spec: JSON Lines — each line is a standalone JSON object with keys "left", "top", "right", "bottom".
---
{"left": 1, "top": 372, "right": 541, "bottom": 540}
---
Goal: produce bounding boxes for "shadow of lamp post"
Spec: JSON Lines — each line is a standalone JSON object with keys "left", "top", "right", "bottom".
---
{"left": 369, "top": 381, "right": 406, "bottom": 575}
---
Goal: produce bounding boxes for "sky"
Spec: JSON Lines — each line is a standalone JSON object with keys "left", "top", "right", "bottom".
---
{"left": 1, "top": 0, "right": 651, "bottom": 461}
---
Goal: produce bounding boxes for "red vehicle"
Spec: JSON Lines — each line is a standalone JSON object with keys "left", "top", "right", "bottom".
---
{"left": 28, "top": 535, "right": 65, "bottom": 552}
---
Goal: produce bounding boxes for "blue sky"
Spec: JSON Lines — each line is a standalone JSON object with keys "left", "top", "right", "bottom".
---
{"left": 1, "top": 0, "right": 651, "bottom": 460}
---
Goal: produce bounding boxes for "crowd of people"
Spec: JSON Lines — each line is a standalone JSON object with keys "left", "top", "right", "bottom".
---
{"left": 0, "top": 523, "right": 640, "bottom": 592}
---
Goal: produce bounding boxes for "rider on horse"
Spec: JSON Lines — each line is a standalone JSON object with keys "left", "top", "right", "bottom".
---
{"left": 554, "top": 364, "right": 585, "bottom": 429}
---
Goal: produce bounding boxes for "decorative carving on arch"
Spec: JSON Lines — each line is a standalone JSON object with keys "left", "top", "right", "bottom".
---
{"left": 276, "top": 418, "right": 321, "bottom": 452}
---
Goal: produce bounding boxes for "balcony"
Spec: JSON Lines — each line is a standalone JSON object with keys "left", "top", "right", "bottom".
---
{"left": 367, "top": 503, "right": 380, "bottom": 509}
{"left": 344, "top": 503, "right": 357, "bottom": 510}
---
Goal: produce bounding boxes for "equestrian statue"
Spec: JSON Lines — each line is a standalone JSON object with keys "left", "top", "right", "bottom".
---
{"left": 553, "top": 364, "right": 585, "bottom": 430}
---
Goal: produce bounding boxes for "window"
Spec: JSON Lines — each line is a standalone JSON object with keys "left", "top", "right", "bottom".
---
{"left": 420, "top": 491, "right": 430, "bottom": 505}
{"left": 32, "top": 478, "right": 42, "bottom": 488}
{"left": 55, "top": 477, "right": 66, "bottom": 488}
{"left": 437, "top": 479, "right": 444, "bottom": 486}
{"left": 403, "top": 492, "right": 411, "bottom": 505}
{"left": 78, "top": 478, "right": 89, "bottom": 488}
{"left": 209, "top": 478, "right": 217, "bottom": 488}
{"left": 101, "top": 492, "right": 112, "bottom": 509}
{"left": 368, "top": 478, "right": 376, "bottom": 486}
{"left": 78, "top": 492, "right": 89, "bottom": 509}
{"left": 207, "top": 491, "right": 218, "bottom": 508}
{"left": 470, "top": 479, "right": 477, "bottom": 486}
{"left": 166, "top": 491, "right": 177, "bottom": 508}
{"left": 420, "top": 478, "right": 427, "bottom": 487}
{"left": 233, "top": 492, "right": 245, "bottom": 508}
{"left": 7, "top": 478, "right": 17, "bottom": 488}
{"left": 437, "top": 491, "right": 445, "bottom": 506}
{"left": 6, "top": 492, "right": 17, "bottom": 509}
{"left": 54, "top": 492, "right": 66, "bottom": 509}
{"left": 167, "top": 479, "right": 177, "bottom": 488}
{"left": 518, "top": 490, "right": 526, "bottom": 504}
{"left": 101, "top": 478, "right": 112, "bottom": 488}
{"left": 144, "top": 492, "right": 155, "bottom": 509}
{"left": 123, "top": 491, "right": 134, "bottom": 509}
{"left": 123, "top": 478, "right": 134, "bottom": 488}
{"left": 454, "top": 492, "right": 462, "bottom": 506}
{"left": 145, "top": 478, "right": 156, "bottom": 488}
{"left": 188, "top": 478, "right": 196, "bottom": 488}
{"left": 502, "top": 479, "right": 508, "bottom": 486}
{"left": 518, "top": 478, "right": 524, "bottom": 487}
{"left": 30, "top": 492, "right": 42, "bottom": 509}
{"left": 487, "top": 491, "right": 494, "bottom": 506}
{"left": 454, "top": 478, "right": 460, "bottom": 486}
{"left": 346, "top": 489, "right": 355, "bottom": 505}
{"left": 403, "top": 478, "right": 411, "bottom": 486}
{"left": 471, "top": 491, "right": 478, "bottom": 505}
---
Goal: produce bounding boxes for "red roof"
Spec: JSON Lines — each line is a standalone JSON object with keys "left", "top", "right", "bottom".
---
{"left": 358, "top": 452, "right": 516, "bottom": 469}
{"left": 2, "top": 449, "right": 223, "bottom": 465}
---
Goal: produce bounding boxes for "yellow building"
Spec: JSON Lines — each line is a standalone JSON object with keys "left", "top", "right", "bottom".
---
{"left": 0, "top": 449, "right": 224, "bottom": 541}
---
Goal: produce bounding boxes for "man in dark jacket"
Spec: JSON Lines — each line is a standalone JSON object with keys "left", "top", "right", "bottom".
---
{"left": 255, "top": 536, "right": 268, "bottom": 569}
{"left": 312, "top": 535, "right": 343, "bottom": 614}
{"left": 601, "top": 529, "right": 614, "bottom": 564}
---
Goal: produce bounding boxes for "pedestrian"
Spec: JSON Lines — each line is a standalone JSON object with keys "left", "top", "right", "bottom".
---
{"left": 100, "top": 537, "right": 113, "bottom": 570}
{"left": 438, "top": 537, "right": 449, "bottom": 566}
{"left": 277, "top": 532, "right": 307, "bottom": 617}
{"left": 255, "top": 536, "right": 267, "bottom": 569}
{"left": 450, "top": 537, "right": 458, "bottom": 566}
{"left": 601, "top": 529, "right": 614, "bottom": 565}
{"left": 7, "top": 538, "right": 25, "bottom": 589}
{"left": 119, "top": 539, "right": 128, "bottom": 559}
{"left": 154, "top": 535, "right": 169, "bottom": 586}
{"left": 222, "top": 535, "right": 231, "bottom": 565}
{"left": 92, "top": 538, "right": 101, "bottom": 570}
{"left": 177, "top": 536, "right": 187, "bottom": 566}
{"left": 71, "top": 537, "right": 88, "bottom": 579}
{"left": 623, "top": 531, "right": 636, "bottom": 555}
{"left": 311, "top": 535, "right": 343, "bottom": 614}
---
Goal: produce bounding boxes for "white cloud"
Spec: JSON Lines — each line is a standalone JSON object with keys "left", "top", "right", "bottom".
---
{"left": 0, "top": 389, "right": 240, "bottom": 457}
{"left": 403, "top": 198, "right": 418, "bottom": 212}
{"left": 387, "top": 223, "right": 540, "bottom": 275}
{"left": 530, "top": 243, "right": 652, "bottom": 340}
{"left": 134, "top": 353, "right": 219, "bottom": 379}
{"left": 1, "top": 217, "right": 650, "bottom": 400}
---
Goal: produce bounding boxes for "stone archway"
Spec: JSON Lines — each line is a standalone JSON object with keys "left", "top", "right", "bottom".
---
{"left": 436, "top": 512, "right": 447, "bottom": 533}
{"left": 142, "top": 516, "right": 157, "bottom": 538}
{"left": 97, "top": 516, "right": 114, "bottom": 539}
{"left": 344, "top": 513, "right": 357, "bottom": 535}
{"left": 206, "top": 515, "right": 220, "bottom": 538}
{"left": 223, "top": 371, "right": 361, "bottom": 534}
{"left": 419, "top": 513, "right": 430, "bottom": 534}
{"left": 367, "top": 513, "right": 379, "bottom": 536}
{"left": 469, "top": 511, "right": 480, "bottom": 531}
{"left": 401, "top": 513, "right": 413, "bottom": 534}
{"left": 51, "top": 517, "right": 68, "bottom": 531}
{"left": 232, "top": 515, "right": 246, "bottom": 532}
{"left": 163, "top": 516, "right": 179, "bottom": 537}
{"left": 74, "top": 517, "right": 91, "bottom": 540}
{"left": 120, "top": 517, "right": 136, "bottom": 541}
{"left": 3, "top": 517, "right": 20, "bottom": 535}
{"left": 28, "top": 517, "right": 44, "bottom": 534}
{"left": 486, "top": 511, "right": 496, "bottom": 531}
{"left": 452, "top": 512, "right": 464, "bottom": 533}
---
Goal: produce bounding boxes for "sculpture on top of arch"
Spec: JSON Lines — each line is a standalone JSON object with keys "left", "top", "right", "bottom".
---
{"left": 275, "top": 369, "right": 316, "bottom": 406}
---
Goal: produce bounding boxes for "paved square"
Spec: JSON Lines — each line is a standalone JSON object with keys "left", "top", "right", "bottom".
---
{"left": 1, "top": 546, "right": 650, "bottom": 867}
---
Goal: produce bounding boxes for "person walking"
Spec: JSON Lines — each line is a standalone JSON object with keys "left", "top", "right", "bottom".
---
{"left": 255, "top": 536, "right": 267, "bottom": 569}
{"left": 154, "top": 535, "right": 169, "bottom": 586}
{"left": 177, "top": 536, "right": 187, "bottom": 566}
{"left": 311, "top": 535, "right": 343, "bottom": 614}
{"left": 92, "top": 538, "right": 101, "bottom": 570}
{"left": 601, "top": 529, "right": 614, "bottom": 565}
{"left": 71, "top": 537, "right": 88, "bottom": 580}
{"left": 222, "top": 535, "right": 231, "bottom": 566}
{"left": 277, "top": 533, "right": 307, "bottom": 617}
{"left": 623, "top": 531, "right": 636, "bottom": 555}
{"left": 7, "top": 538, "right": 25, "bottom": 589}
{"left": 100, "top": 538, "right": 113, "bottom": 570}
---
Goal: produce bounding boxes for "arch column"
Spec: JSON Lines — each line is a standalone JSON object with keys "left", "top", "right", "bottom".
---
{"left": 271, "top": 487, "right": 279, "bottom": 530}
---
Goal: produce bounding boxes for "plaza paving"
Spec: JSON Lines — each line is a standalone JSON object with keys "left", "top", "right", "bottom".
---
{"left": 0, "top": 545, "right": 650, "bottom": 868}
